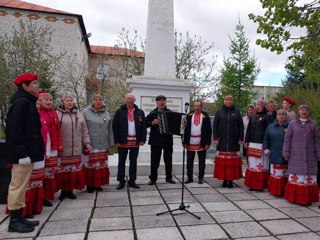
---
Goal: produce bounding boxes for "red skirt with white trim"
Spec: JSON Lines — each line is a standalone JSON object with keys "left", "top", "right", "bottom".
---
{"left": 22, "top": 186, "right": 44, "bottom": 217}
{"left": 214, "top": 152, "right": 243, "bottom": 180}
{"left": 44, "top": 155, "right": 58, "bottom": 200}
{"left": 55, "top": 155, "right": 85, "bottom": 191}
{"left": 82, "top": 151, "right": 110, "bottom": 187}
{"left": 284, "top": 174, "right": 319, "bottom": 205}
{"left": 267, "top": 164, "right": 288, "bottom": 196}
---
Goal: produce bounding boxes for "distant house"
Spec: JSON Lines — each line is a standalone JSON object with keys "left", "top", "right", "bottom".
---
{"left": 253, "top": 85, "right": 283, "bottom": 102}
{"left": 0, "top": 0, "right": 90, "bottom": 107}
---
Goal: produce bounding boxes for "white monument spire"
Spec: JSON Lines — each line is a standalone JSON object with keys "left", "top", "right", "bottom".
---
{"left": 144, "top": 0, "right": 175, "bottom": 79}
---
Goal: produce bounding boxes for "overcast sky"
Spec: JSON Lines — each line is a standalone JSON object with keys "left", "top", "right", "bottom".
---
{"left": 26, "top": 0, "right": 289, "bottom": 86}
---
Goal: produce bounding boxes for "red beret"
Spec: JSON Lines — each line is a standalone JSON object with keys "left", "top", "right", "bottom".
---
{"left": 283, "top": 97, "right": 295, "bottom": 106}
{"left": 14, "top": 73, "right": 39, "bottom": 86}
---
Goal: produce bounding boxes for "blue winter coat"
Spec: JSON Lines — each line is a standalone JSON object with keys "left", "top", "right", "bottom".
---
{"left": 263, "top": 120, "right": 289, "bottom": 165}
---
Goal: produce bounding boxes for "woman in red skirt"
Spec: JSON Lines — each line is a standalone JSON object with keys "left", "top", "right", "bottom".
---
{"left": 283, "top": 104, "right": 320, "bottom": 205}
{"left": 82, "top": 93, "right": 113, "bottom": 193}
{"left": 56, "top": 93, "right": 91, "bottom": 200}
{"left": 213, "top": 95, "right": 244, "bottom": 188}
{"left": 263, "top": 109, "right": 289, "bottom": 196}
{"left": 37, "top": 92, "right": 63, "bottom": 207}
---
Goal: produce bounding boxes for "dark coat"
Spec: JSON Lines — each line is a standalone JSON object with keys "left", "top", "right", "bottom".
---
{"left": 213, "top": 105, "right": 244, "bottom": 152}
{"left": 245, "top": 108, "right": 272, "bottom": 144}
{"left": 283, "top": 118, "right": 320, "bottom": 175}
{"left": 112, "top": 104, "right": 146, "bottom": 145}
{"left": 263, "top": 120, "right": 289, "bottom": 165}
{"left": 5, "top": 89, "right": 45, "bottom": 164}
{"left": 145, "top": 107, "right": 173, "bottom": 146}
{"left": 183, "top": 111, "right": 212, "bottom": 147}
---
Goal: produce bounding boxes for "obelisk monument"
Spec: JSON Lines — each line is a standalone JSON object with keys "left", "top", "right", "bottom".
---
{"left": 126, "top": 0, "right": 193, "bottom": 115}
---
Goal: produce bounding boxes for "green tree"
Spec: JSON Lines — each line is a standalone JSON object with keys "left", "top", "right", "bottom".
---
{"left": 249, "top": 0, "right": 320, "bottom": 84}
{"left": 0, "top": 20, "right": 63, "bottom": 127}
{"left": 216, "top": 20, "right": 260, "bottom": 112}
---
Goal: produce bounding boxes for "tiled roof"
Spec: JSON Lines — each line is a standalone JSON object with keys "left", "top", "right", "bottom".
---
{"left": 0, "top": 0, "right": 71, "bottom": 15}
{"left": 91, "top": 45, "right": 144, "bottom": 58}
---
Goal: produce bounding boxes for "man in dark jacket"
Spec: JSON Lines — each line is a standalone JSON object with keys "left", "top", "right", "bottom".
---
{"left": 183, "top": 101, "right": 212, "bottom": 184}
{"left": 146, "top": 95, "right": 176, "bottom": 185}
{"left": 213, "top": 95, "right": 244, "bottom": 188}
{"left": 6, "top": 73, "right": 45, "bottom": 233}
{"left": 113, "top": 93, "right": 146, "bottom": 190}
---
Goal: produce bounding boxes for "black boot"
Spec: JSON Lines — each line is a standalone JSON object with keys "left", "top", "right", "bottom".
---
{"left": 227, "top": 180, "right": 233, "bottom": 188}
{"left": 8, "top": 209, "right": 35, "bottom": 233}
{"left": 59, "top": 190, "right": 67, "bottom": 201}
{"left": 86, "top": 186, "right": 94, "bottom": 193}
{"left": 222, "top": 180, "right": 227, "bottom": 188}
{"left": 66, "top": 191, "right": 77, "bottom": 199}
{"left": 43, "top": 200, "right": 53, "bottom": 207}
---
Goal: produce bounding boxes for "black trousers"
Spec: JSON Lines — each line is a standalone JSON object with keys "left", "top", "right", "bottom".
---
{"left": 117, "top": 147, "right": 139, "bottom": 183}
{"left": 186, "top": 150, "right": 206, "bottom": 180}
{"left": 149, "top": 145, "right": 173, "bottom": 182}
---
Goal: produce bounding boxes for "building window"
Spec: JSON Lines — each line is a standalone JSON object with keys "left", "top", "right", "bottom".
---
{"left": 96, "top": 63, "right": 109, "bottom": 79}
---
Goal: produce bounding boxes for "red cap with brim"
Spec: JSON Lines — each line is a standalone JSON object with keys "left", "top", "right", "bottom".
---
{"left": 14, "top": 73, "right": 39, "bottom": 86}
{"left": 283, "top": 97, "right": 295, "bottom": 106}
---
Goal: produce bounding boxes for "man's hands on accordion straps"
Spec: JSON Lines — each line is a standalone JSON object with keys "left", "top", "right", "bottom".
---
{"left": 152, "top": 119, "right": 160, "bottom": 125}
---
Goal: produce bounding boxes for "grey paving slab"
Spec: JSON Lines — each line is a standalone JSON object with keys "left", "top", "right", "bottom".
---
{"left": 180, "top": 224, "right": 228, "bottom": 240}
{"left": 245, "top": 208, "right": 289, "bottom": 221}
{"left": 36, "top": 233, "right": 85, "bottom": 240}
{"left": 50, "top": 207, "right": 91, "bottom": 221}
{"left": 162, "top": 194, "right": 196, "bottom": 204}
{"left": 129, "top": 184, "right": 159, "bottom": 191}
{"left": 194, "top": 193, "right": 228, "bottom": 202}
{"left": 216, "top": 187, "right": 247, "bottom": 194}
{"left": 173, "top": 212, "right": 215, "bottom": 226}
{"left": 203, "top": 201, "right": 239, "bottom": 212}
{"left": 160, "top": 188, "right": 191, "bottom": 196}
{"left": 186, "top": 187, "right": 218, "bottom": 195}
{"left": 93, "top": 206, "right": 131, "bottom": 218}
{"left": 260, "top": 219, "right": 309, "bottom": 235}
{"left": 277, "top": 232, "right": 320, "bottom": 240}
{"left": 296, "top": 217, "right": 320, "bottom": 231}
{"left": 96, "top": 196, "right": 129, "bottom": 207}
{"left": 250, "top": 192, "right": 280, "bottom": 200}
{"left": 97, "top": 191, "right": 128, "bottom": 199}
{"left": 134, "top": 214, "right": 175, "bottom": 229}
{"left": 157, "top": 183, "right": 182, "bottom": 190}
{"left": 58, "top": 199, "right": 95, "bottom": 209}
{"left": 238, "top": 237, "right": 277, "bottom": 240}
{"left": 87, "top": 230, "right": 134, "bottom": 240}
{"left": 224, "top": 192, "right": 258, "bottom": 201}
{"left": 131, "top": 196, "right": 164, "bottom": 206}
{"left": 72, "top": 191, "right": 96, "bottom": 200}
{"left": 132, "top": 204, "right": 168, "bottom": 216}
{"left": 264, "top": 199, "right": 299, "bottom": 208}
{"left": 168, "top": 203, "right": 207, "bottom": 213}
{"left": 210, "top": 210, "right": 253, "bottom": 223}
{"left": 234, "top": 200, "right": 272, "bottom": 210}
{"left": 136, "top": 227, "right": 183, "bottom": 240}
{"left": 129, "top": 190, "right": 160, "bottom": 197}
{"left": 279, "top": 206, "right": 320, "bottom": 218}
{"left": 90, "top": 217, "right": 132, "bottom": 231}
{"left": 40, "top": 219, "right": 88, "bottom": 236}
{"left": 222, "top": 221, "right": 270, "bottom": 238}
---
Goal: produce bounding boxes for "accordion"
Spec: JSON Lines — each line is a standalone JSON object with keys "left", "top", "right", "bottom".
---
{"left": 157, "top": 111, "right": 185, "bottom": 136}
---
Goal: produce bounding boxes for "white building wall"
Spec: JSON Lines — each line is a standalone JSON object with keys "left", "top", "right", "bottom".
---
{"left": 0, "top": 8, "right": 89, "bottom": 105}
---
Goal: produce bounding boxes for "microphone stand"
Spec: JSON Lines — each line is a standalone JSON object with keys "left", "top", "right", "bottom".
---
{"left": 156, "top": 103, "right": 201, "bottom": 220}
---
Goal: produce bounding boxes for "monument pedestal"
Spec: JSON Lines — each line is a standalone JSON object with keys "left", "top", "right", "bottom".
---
{"left": 127, "top": 76, "right": 193, "bottom": 115}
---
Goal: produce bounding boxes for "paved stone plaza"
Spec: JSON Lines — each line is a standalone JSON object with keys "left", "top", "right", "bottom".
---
{"left": 1, "top": 173, "right": 320, "bottom": 240}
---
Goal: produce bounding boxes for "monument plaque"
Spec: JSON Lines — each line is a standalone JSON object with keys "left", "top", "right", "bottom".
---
{"left": 141, "top": 96, "right": 182, "bottom": 115}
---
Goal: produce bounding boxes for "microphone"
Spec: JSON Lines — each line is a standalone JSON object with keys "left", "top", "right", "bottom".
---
{"left": 184, "top": 102, "right": 190, "bottom": 114}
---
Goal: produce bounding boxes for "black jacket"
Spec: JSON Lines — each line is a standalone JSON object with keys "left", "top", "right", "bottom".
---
{"left": 145, "top": 107, "right": 173, "bottom": 146}
{"left": 213, "top": 105, "right": 244, "bottom": 152}
{"left": 112, "top": 104, "right": 146, "bottom": 144}
{"left": 245, "top": 108, "right": 273, "bottom": 144}
{"left": 5, "top": 89, "right": 45, "bottom": 164}
{"left": 183, "top": 111, "right": 212, "bottom": 147}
